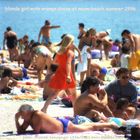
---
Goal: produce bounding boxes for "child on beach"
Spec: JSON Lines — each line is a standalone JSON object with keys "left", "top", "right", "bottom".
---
{"left": 111, "top": 54, "right": 120, "bottom": 67}
{"left": 126, "top": 104, "right": 137, "bottom": 119}
{"left": 38, "top": 63, "right": 58, "bottom": 100}
{"left": 120, "top": 46, "right": 130, "bottom": 68}
{"left": 113, "top": 98, "right": 129, "bottom": 119}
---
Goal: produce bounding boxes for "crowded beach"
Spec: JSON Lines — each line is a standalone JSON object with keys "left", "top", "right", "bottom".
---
{"left": 0, "top": 20, "right": 140, "bottom": 139}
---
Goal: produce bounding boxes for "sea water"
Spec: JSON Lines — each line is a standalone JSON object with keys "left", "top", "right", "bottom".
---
{"left": 0, "top": 0, "right": 140, "bottom": 48}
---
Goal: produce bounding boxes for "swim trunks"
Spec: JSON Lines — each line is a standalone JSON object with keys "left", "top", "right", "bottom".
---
{"left": 22, "top": 67, "right": 29, "bottom": 79}
{"left": 6, "top": 36, "right": 17, "bottom": 49}
{"left": 72, "top": 115, "right": 92, "bottom": 124}
{"left": 42, "top": 36, "right": 51, "bottom": 45}
{"left": 57, "top": 117, "right": 70, "bottom": 133}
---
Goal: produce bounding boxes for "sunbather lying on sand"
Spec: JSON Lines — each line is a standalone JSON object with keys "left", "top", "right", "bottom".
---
{"left": 15, "top": 104, "right": 119, "bottom": 134}
{"left": 0, "top": 65, "right": 38, "bottom": 80}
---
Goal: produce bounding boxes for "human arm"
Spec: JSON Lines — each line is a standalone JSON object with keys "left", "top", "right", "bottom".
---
{"left": 50, "top": 25, "right": 60, "bottom": 29}
{"left": 104, "top": 83, "right": 114, "bottom": 97}
{"left": 15, "top": 112, "right": 30, "bottom": 134}
{"left": 78, "top": 38, "right": 84, "bottom": 51}
{"left": 73, "top": 45, "right": 82, "bottom": 62}
{"left": 17, "top": 55, "right": 22, "bottom": 67}
{"left": 87, "top": 57, "right": 91, "bottom": 77}
{"left": 129, "top": 35, "right": 136, "bottom": 53}
{"left": 38, "top": 28, "right": 42, "bottom": 43}
{"left": 9, "top": 77, "right": 18, "bottom": 87}
{"left": 130, "top": 86, "right": 138, "bottom": 104}
{"left": 89, "top": 94, "right": 106, "bottom": 109}
{"left": 77, "top": 31, "right": 86, "bottom": 39}
{"left": 98, "top": 88, "right": 108, "bottom": 105}
{"left": 66, "top": 50, "right": 73, "bottom": 83}
{"left": 3, "top": 32, "right": 6, "bottom": 50}
{"left": 86, "top": 47, "right": 92, "bottom": 77}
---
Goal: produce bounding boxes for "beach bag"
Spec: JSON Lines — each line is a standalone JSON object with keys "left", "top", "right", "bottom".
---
{"left": 130, "top": 126, "right": 140, "bottom": 139}
{"left": 61, "top": 96, "right": 72, "bottom": 107}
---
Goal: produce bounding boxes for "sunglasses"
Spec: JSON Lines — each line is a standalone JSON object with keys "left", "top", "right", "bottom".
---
{"left": 121, "top": 76, "right": 129, "bottom": 79}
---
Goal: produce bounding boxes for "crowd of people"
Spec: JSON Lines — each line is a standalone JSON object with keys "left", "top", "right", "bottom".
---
{"left": 0, "top": 20, "right": 140, "bottom": 137}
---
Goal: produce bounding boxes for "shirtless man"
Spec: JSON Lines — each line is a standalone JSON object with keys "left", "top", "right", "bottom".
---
{"left": 38, "top": 20, "right": 60, "bottom": 46}
{"left": 74, "top": 77, "right": 113, "bottom": 121}
{"left": 121, "top": 29, "right": 140, "bottom": 69}
{"left": 77, "top": 23, "right": 86, "bottom": 40}
{"left": 3, "top": 27, "right": 19, "bottom": 61}
{"left": 15, "top": 104, "right": 118, "bottom": 134}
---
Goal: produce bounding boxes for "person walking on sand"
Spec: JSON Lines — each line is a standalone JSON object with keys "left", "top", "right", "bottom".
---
{"left": 41, "top": 34, "right": 79, "bottom": 113}
{"left": 38, "top": 20, "right": 60, "bottom": 46}
{"left": 3, "top": 27, "right": 19, "bottom": 61}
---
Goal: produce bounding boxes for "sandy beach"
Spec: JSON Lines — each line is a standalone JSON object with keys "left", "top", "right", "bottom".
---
{"left": 0, "top": 100, "right": 126, "bottom": 140}
{"left": 0, "top": 100, "right": 74, "bottom": 131}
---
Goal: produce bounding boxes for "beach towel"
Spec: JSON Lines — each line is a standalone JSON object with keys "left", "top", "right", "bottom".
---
{"left": 0, "top": 130, "right": 125, "bottom": 139}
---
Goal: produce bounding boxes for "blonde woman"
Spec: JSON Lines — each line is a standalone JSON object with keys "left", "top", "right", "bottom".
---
{"left": 41, "top": 34, "right": 78, "bottom": 113}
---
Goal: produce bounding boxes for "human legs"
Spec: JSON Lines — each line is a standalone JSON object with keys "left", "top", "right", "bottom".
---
{"left": 80, "top": 71, "right": 86, "bottom": 86}
{"left": 8, "top": 48, "right": 13, "bottom": 61}
{"left": 71, "top": 60, "right": 76, "bottom": 81}
{"left": 41, "top": 89, "right": 60, "bottom": 113}
{"left": 9, "top": 47, "right": 19, "bottom": 61}
{"left": 67, "top": 121, "right": 119, "bottom": 132}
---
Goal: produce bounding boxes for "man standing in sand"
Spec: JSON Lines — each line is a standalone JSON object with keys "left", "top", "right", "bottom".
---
{"left": 38, "top": 20, "right": 60, "bottom": 46}
{"left": 121, "top": 29, "right": 140, "bottom": 70}
{"left": 3, "top": 27, "right": 19, "bottom": 61}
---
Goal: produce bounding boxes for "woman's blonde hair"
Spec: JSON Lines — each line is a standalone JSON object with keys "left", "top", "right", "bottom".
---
{"left": 61, "top": 34, "right": 74, "bottom": 50}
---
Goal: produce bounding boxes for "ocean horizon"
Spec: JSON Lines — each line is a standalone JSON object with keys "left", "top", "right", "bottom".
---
{"left": 0, "top": 0, "right": 140, "bottom": 49}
